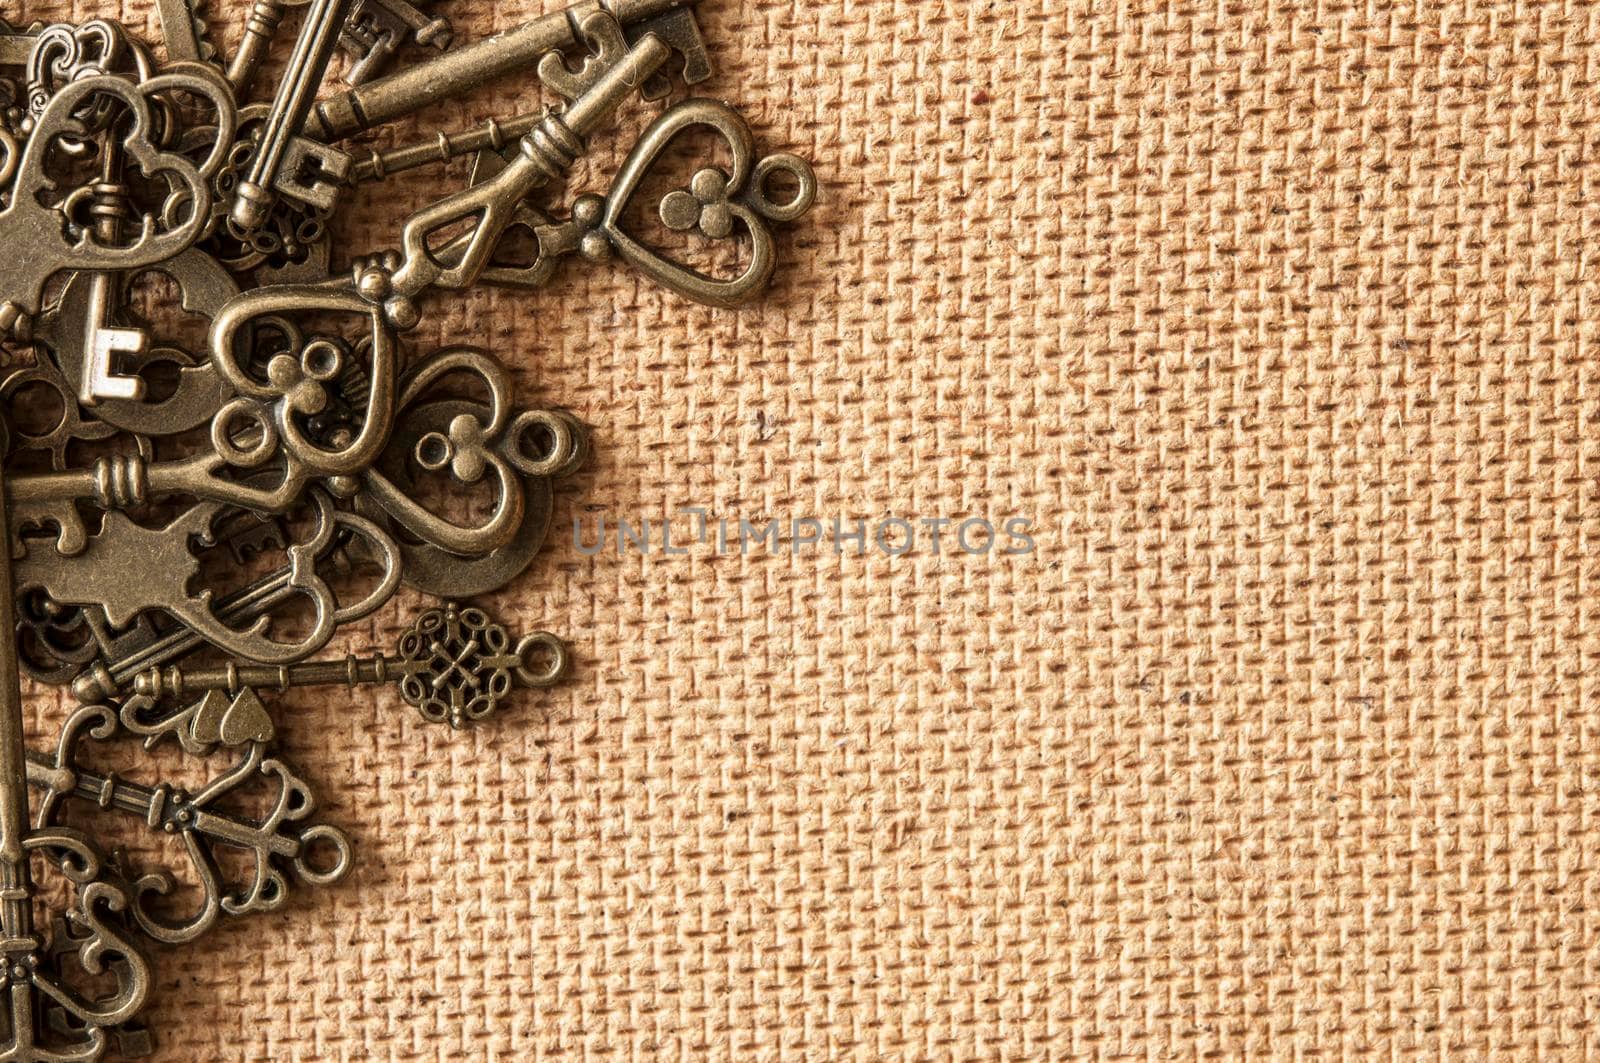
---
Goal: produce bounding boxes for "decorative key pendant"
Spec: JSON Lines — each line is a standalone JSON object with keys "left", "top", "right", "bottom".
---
{"left": 427, "top": 99, "right": 818, "bottom": 308}
{"left": 0, "top": 63, "right": 235, "bottom": 335}
{"left": 345, "top": 18, "right": 671, "bottom": 330}
{"left": 133, "top": 603, "right": 569, "bottom": 729}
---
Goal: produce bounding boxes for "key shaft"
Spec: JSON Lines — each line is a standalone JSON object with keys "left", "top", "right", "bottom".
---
{"left": 350, "top": 111, "right": 542, "bottom": 182}
{"left": 306, "top": 0, "right": 698, "bottom": 141}
{"left": 135, "top": 654, "right": 418, "bottom": 698}
{"left": 228, "top": 0, "right": 290, "bottom": 93}
{"left": 0, "top": 438, "right": 33, "bottom": 957}
{"left": 232, "top": 0, "right": 354, "bottom": 230}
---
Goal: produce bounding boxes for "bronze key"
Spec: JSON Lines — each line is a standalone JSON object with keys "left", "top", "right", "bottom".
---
{"left": 0, "top": 416, "right": 154, "bottom": 1057}
{"left": 230, "top": 0, "right": 353, "bottom": 230}
{"left": 304, "top": 0, "right": 709, "bottom": 141}
{"left": 134, "top": 603, "right": 568, "bottom": 729}
{"left": 227, "top": 0, "right": 307, "bottom": 94}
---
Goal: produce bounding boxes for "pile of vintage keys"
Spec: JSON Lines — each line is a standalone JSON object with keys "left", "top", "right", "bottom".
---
{"left": 0, "top": 0, "right": 814, "bottom": 1056}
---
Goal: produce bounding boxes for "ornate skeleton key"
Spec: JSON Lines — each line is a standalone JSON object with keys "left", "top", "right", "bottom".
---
{"left": 27, "top": 703, "right": 353, "bottom": 945}
{"left": 304, "top": 0, "right": 708, "bottom": 142}
{"left": 0, "top": 417, "right": 153, "bottom": 1061}
{"left": 68, "top": 519, "right": 399, "bottom": 705}
{"left": 405, "top": 98, "right": 817, "bottom": 308}
{"left": 78, "top": 137, "right": 150, "bottom": 406}
{"left": 335, "top": 20, "right": 670, "bottom": 330}
{"left": 14, "top": 486, "right": 404, "bottom": 667}
{"left": 345, "top": 13, "right": 629, "bottom": 183}
{"left": 132, "top": 602, "right": 568, "bottom": 730}
{"left": 0, "top": 64, "right": 235, "bottom": 336}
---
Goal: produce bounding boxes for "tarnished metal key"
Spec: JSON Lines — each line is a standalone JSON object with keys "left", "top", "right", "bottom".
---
{"left": 231, "top": 0, "right": 353, "bottom": 230}
{"left": 228, "top": 0, "right": 314, "bottom": 93}
{"left": 304, "top": 0, "right": 709, "bottom": 141}
{"left": 0, "top": 0, "right": 818, "bottom": 1053}
{"left": 347, "top": 11, "right": 628, "bottom": 182}
{"left": 339, "top": 0, "right": 452, "bottom": 84}
{"left": 133, "top": 603, "right": 568, "bottom": 729}
{"left": 340, "top": 18, "right": 670, "bottom": 329}
{"left": 0, "top": 424, "right": 154, "bottom": 1058}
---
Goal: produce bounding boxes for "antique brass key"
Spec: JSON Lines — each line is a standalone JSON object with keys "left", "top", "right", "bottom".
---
{"left": 0, "top": 0, "right": 817, "bottom": 1052}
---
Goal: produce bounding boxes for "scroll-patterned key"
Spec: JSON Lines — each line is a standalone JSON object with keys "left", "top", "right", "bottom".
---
{"left": 0, "top": 415, "right": 153, "bottom": 1057}
{"left": 354, "top": 18, "right": 670, "bottom": 330}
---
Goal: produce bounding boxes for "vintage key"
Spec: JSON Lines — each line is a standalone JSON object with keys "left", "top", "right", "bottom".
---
{"left": 339, "top": 0, "right": 452, "bottom": 85}
{"left": 346, "top": 16, "right": 627, "bottom": 183}
{"left": 43, "top": 247, "right": 238, "bottom": 436}
{"left": 27, "top": 703, "right": 353, "bottom": 945}
{"left": 0, "top": 65, "right": 235, "bottom": 336}
{"left": 78, "top": 139, "right": 150, "bottom": 406}
{"left": 227, "top": 0, "right": 309, "bottom": 94}
{"left": 14, "top": 484, "right": 404, "bottom": 667}
{"left": 340, "top": 21, "right": 670, "bottom": 330}
{"left": 134, "top": 603, "right": 568, "bottom": 728}
{"left": 0, "top": 427, "right": 154, "bottom": 1060}
{"left": 230, "top": 0, "right": 353, "bottom": 230}
{"left": 429, "top": 98, "right": 818, "bottom": 308}
{"left": 304, "top": 0, "right": 708, "bottom": 142}
{"left": 68, "top": 518, "right": 401, "bottom": 705}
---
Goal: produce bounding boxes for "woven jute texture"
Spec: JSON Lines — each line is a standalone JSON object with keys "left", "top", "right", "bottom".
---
{"left": 15, "top": 0, "right": 1600, "bottom": 1058}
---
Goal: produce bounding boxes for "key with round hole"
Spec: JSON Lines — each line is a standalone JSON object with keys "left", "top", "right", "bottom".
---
{"left": 133, "top": 603, "right": 569, "bottom": 729}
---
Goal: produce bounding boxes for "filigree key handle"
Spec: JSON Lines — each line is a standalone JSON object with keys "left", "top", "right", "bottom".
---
{"left": 134, "top": 602, "right": 568, "bottom": 729}
{"left": 345, "top": 16, "right": 670, "bottom": 331}
{"left": 14, "top": 487, "right": 403, "bottom": 666}
{"left": 0, "top": 63, "right": 235, "bottom": 334}
{"left": 0, "top": 416, "right": 152, "bottom": 1061}
{"left": 28, "top": 703, "right": 352, "bottom": 946}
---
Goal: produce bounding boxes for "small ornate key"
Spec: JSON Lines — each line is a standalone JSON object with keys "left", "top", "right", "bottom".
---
{"left": 133, "top": 603, "right": 568, "bottom": 729}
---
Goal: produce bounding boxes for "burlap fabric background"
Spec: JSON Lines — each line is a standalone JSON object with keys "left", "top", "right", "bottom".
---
{"left": 12, "top": 0, "right": 1600, "bottom": 1057}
